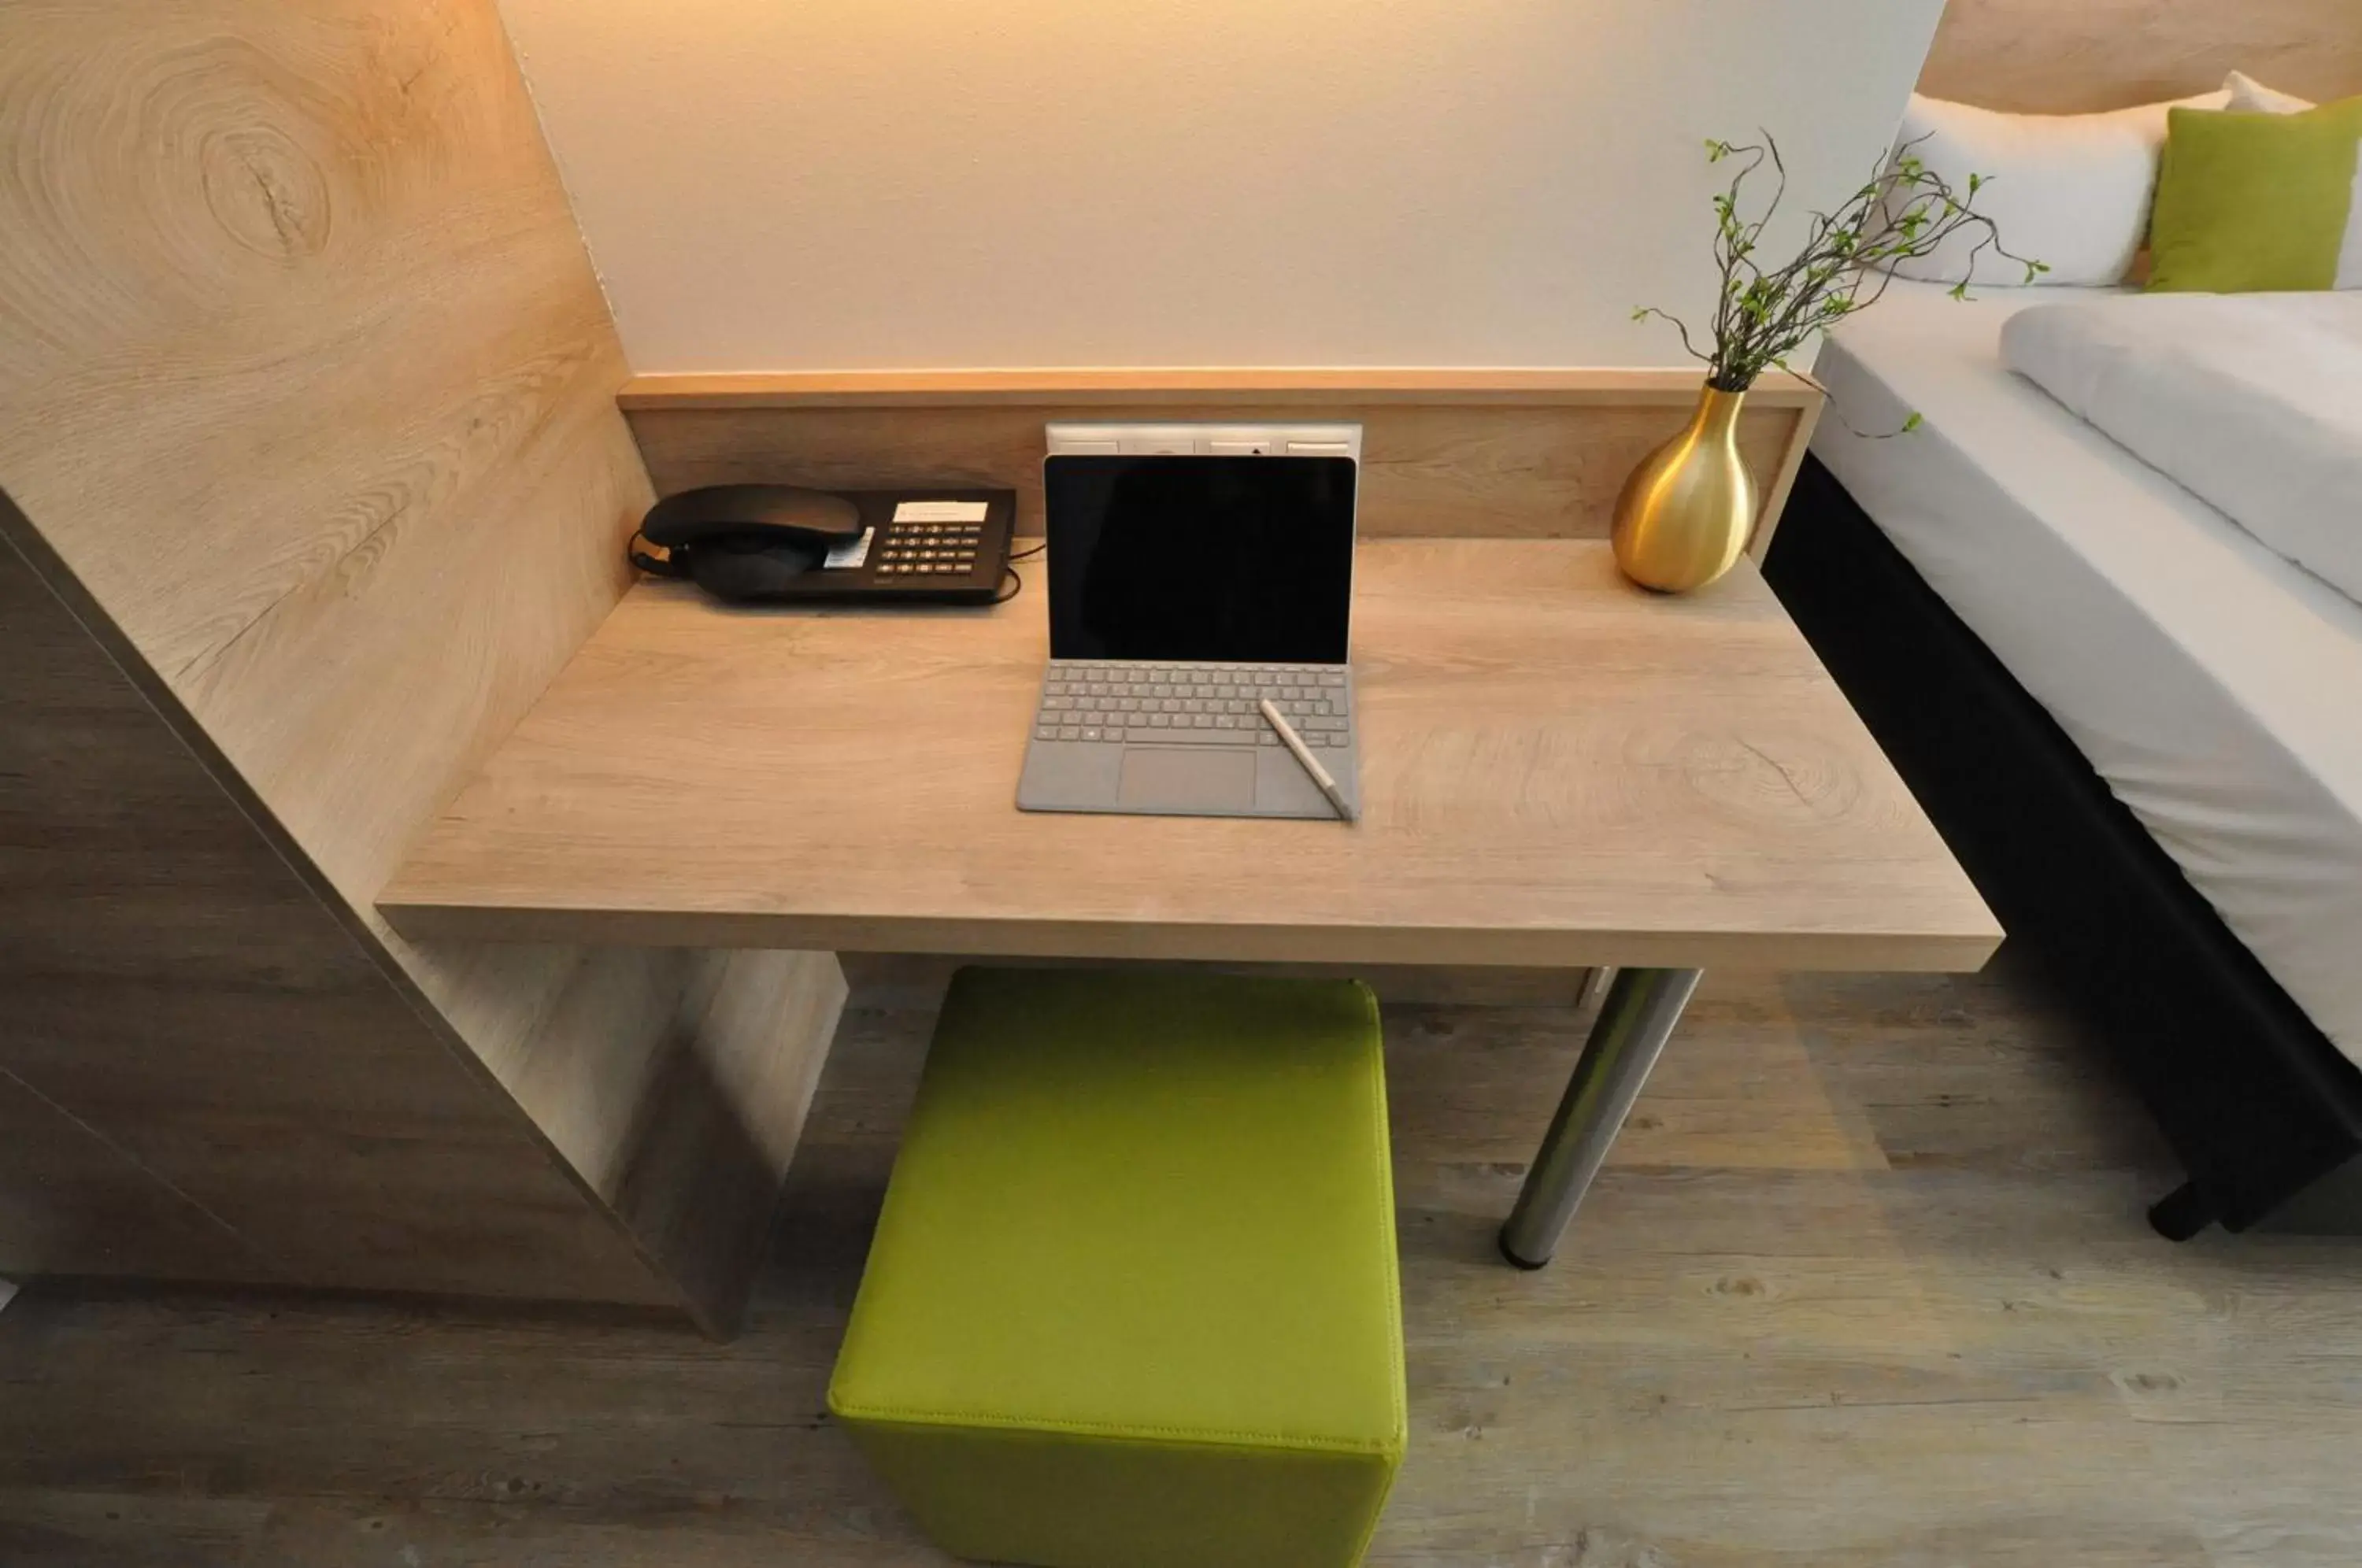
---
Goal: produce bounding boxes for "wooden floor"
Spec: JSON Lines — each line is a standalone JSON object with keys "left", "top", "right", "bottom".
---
{"left": 6, "top": 952, "right": 2362, "bottom": 1566}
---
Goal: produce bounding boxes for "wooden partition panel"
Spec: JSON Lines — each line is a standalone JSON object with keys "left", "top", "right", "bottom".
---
{"left": 0, "top": 0, "right": 641, "bottom": 922}
{"left": 0, "top": 1, "right": 844, "bottom": 1331}
{"left": 621, "top": 370, "right": 1824, "bottom": 556}
{"left": 1920, "top": 0, "right": 2362, "bottom": 112}
{"left": 0, "top": 514, "right": 666, "bottom": 1304}
{"left": 0, "top": 1068, "right": 267, "bottom": 1287}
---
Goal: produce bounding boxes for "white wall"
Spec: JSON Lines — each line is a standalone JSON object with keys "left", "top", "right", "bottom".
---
{"left": 498, "top": 0, "right": 1942, "bottom": 372}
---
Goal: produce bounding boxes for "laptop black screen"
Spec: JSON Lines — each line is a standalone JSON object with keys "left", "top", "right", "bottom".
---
{"left": 1043, "top": 455, "right": 1355, "bottom": 664}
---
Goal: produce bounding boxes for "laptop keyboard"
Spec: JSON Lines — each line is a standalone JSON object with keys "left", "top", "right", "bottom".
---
{"left": 1032, "top": 660, "right": 1352, "bottom": 747}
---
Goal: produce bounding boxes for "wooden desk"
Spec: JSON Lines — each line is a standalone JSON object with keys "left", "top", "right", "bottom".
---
{"left": 382, "top": 538, "right": 1999, "bottom": 1263}
{"left": 383, "top": 540, "right": 1991, "bottom": 966}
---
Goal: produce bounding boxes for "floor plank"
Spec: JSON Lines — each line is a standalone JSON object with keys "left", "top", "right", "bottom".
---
{"left": 3, "top": 951, "right": 2360, "bottom": 1566}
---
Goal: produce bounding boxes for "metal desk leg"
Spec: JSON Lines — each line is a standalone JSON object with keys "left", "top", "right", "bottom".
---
{"left": 1499, "top": 967, "right": 1704, "bottom": 1269}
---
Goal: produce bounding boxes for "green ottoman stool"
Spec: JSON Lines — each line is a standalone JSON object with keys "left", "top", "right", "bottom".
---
{"left": 829, "top": 967, "right": 1406, "bottom": 1568}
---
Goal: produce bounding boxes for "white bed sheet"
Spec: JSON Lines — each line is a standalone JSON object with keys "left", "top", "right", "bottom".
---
{"left": 2001, "top": 293, "right": 2362, "bottom": 608}
{"left": 1812, "top": 281, "right": 2362, "bottom": 1065}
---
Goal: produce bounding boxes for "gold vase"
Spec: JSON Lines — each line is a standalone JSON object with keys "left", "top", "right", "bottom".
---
{"left": 1610, "top": 383, "right": 1757, "bottom": 594}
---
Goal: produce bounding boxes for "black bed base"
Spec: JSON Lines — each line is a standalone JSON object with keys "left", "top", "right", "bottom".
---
{"left": 1765, "top": 457, "right": 2362, "bottom": 1237}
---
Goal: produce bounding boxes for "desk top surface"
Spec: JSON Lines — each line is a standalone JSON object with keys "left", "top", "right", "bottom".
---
{"left": 379, "top": 540, "right": 1998, "bottom": 971}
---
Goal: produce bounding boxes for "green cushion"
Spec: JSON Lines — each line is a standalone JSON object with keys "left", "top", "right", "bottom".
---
{"left": 2149, "top": 98, "right": 2362, "bottom": 292}
{"left": 829, "top": 967, "right": 1405, "bottom": 1568}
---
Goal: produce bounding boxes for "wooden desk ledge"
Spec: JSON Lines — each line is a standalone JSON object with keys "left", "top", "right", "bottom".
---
{"left": 616, "top": 367, "right": 1826, "bottom": 411}
{"left": 379, "top": 538, "right": 1999, "bottom": 972}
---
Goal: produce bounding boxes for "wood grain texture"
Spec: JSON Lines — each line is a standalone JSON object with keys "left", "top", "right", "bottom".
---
{"left": 620, "top": 368, "right": 1826, "bottom": 409}
{"left": 0, "top": 512, "right": 671, "bottom": 1307}
{"left": 6, "top": 956, "right": 2360, "bottom": 1566}
{"left": 0, "top": 1, "right": 647, "bottom": 907}
{"left": 611, "top": 949, "right": 850, "bottom": 1333}
{"left": 0, "top": 1068, "right": 267, "bottom": 1289}
{"left": 381, "top": 540, "right": 2000, "bottom": 971}
{"left": 1920, "top": 0, "right": 2362, "bottom": 112}
{"left": 0, "top": 0, "right": 845, "bottom": 1329}
{"left": 621, "top": 376, "right": 1819, "bottom": 547}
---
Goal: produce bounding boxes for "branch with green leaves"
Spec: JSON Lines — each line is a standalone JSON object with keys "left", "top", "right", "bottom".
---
{"left": 1636, "top": 133, "right": 2045, "bottom": 397}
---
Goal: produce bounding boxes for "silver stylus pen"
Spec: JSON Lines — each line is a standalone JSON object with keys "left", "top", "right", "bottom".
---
{"left": 1259, "top": 697, "right": 1357, "bottom": 823}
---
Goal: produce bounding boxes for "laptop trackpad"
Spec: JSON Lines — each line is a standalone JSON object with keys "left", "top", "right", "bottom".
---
{"left": 1117, "top": 747, "right": 1258, "bottom": 812}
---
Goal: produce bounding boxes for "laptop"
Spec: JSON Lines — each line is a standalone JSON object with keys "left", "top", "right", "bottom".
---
{"left": 1016, "top": 422, "right": 1362, "bottom": 819}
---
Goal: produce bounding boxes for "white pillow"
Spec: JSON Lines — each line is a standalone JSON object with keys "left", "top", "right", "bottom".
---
{"left": 2223, "top": 71, "right": 2316, "bottom": 114}
{"left": 1883, "top": 89, "right": 2229, "bottom": 287}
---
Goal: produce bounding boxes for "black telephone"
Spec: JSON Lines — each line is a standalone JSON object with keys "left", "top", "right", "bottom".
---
{"left": 630, "top": 484, "right": 1017, "bottom": 605}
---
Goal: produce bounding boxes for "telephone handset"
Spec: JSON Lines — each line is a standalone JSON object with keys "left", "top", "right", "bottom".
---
{"left": 628, "top": 485, "right": 1017, "bottom": 605}
{"left": 631, "top": 485, "right": 865, "bottom": 600}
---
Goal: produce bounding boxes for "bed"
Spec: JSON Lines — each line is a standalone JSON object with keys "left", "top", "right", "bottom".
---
{"left": 1768, "top": 279, "right": 2362, "bottom": 1236}
{"left": 1751, "top": 0, "right": 2362, "bottom": 1237}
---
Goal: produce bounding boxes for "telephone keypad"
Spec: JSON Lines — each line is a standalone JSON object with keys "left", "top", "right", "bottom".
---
{"left": 874, "top": 520, "right": 985, "bottom": 578}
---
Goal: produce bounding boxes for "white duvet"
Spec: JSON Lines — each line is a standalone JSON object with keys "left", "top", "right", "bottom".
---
{"left": 2001, "top": 294, "right": 2362, "bottom": 606}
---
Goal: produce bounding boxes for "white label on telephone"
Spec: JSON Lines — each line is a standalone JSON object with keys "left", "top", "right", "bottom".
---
{"left": 894, "top": 500, "right": 989, "bottom": 523}
{"left": 824, "top": 527, "right": 873, "bottom": 570}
